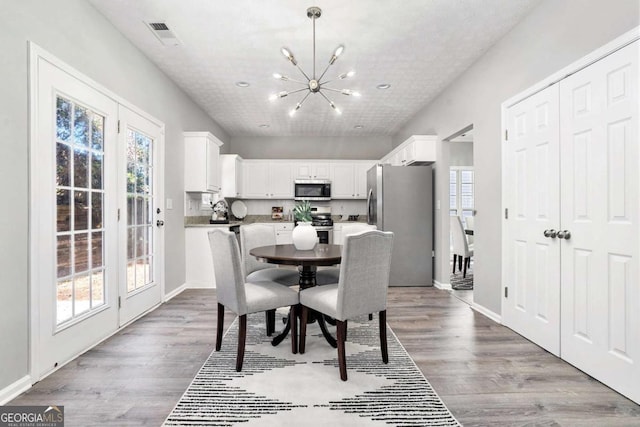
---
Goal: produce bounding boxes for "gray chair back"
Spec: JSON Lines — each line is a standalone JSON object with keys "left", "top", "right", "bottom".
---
{"left": 240, "top": 224, "right": 277, "bottom": 275}
{"left": 208, "top": 229, "right": 247, "bottom": 315}
{"left": 336, "top": 230, "right": 394, "bottom": 320}
{"left": 450, "top": 215, "right": 471, "bottom": 257}
{"left": 338, "top": 223, "right": 377, "bottom": 245}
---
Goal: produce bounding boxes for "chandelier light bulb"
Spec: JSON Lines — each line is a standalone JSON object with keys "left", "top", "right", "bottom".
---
{"left": 268, "top": 94, "right": 278, "bottom": 102}
{"left": 329, "top": 45, "right": 345, "bottom": 65}
{"left": 281, "top": 47, "right": 297, "bottom": 65}
{"left": 338, "top": 70, "right": 356, "bottom": 80}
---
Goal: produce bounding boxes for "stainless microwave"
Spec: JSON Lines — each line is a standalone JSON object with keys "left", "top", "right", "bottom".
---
{"left": 294, "top": 180, "right": 331, "bottom": 201}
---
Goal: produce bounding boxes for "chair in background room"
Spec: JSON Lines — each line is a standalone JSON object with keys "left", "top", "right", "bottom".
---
{"left": 315, "top": 223, "right": 377, "bottom": 286}
{"left": 464, "top": 215, "right": 474, "bottom": 245}
{"left": 451, "top": 215, "right": 474, "bottom": 278}
{"left": 298, "top": 230, "right": 394, "bottom": 381}
{"left": 240, "top": 224, "right": 300, "bottom": 335}
{"left": 208, "top": 229, "right": 299, "bottom": 371}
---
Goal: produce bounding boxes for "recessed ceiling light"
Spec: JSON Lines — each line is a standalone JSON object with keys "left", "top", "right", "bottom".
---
{"left": 258, "top": 124, "right": 270, "bottom": 128}
{"left": 235, "top": 81, "right": 250, "bottom": 87}
{"left": 354, "top": 125, "right": 364, "bottom": 129}
{"left": 376, "top": 83, "right": 391, "bottom": 90}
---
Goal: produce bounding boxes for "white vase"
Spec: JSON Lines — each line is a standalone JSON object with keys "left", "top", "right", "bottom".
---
{"left": 292, "top": 222, "right": 318, "bottom": 250}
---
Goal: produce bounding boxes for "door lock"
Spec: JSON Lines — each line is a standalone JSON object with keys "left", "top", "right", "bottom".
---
{"left": 156, "top": 220, "right": 165, "bottom": 227}
{"left": 543, "top": 229, "right": 557, "bottom": 238}
{"left": 556, "top": 230, "right": 571, "bottom": 240}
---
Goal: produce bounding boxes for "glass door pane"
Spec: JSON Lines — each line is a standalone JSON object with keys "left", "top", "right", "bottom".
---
{"left": 55, "top": 96, "right": 106, "bottom": 325}
{"left": 126, "top": 130, "right": 154, "bottom": 293}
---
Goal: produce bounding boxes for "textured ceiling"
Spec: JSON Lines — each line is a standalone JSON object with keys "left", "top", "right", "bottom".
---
{"left": 89, "top": 0, "right": 540, "bottom": 137}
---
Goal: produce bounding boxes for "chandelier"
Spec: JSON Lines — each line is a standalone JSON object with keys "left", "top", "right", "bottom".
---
{"left": 269, "top": 6, "right": 360, "bottom": 117}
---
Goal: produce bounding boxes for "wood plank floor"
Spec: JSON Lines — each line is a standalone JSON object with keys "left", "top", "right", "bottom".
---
{"left": 10, "top": 287, "right": 640, "bottom": 426}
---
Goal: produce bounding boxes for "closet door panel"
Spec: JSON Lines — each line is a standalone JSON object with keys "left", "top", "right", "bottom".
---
{"left": 503, "top": 84, "right": 561, "bottom": 356}
{"left": 559, "top": 41, "right": 639, "bottom": 404}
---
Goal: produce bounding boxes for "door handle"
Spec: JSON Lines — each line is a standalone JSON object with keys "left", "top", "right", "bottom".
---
{"left": 543, "top": 229, "right": 557, "bottom": 238}
{"left": 557, "top": 230, "right": 571, "bottom": 240}
{"left": 156, "top": 220, "right": 165, "bottom": 227}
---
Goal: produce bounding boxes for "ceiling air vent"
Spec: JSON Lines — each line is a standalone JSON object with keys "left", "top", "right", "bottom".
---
{"left": 145, "top": 21, "right": 181, "bottom": 46}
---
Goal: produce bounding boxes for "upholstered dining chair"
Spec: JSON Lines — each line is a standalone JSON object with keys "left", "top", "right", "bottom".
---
{"left": 298, "top": 230, "right": 394, "bottom": 381}
{"left": 240, "top": 224, "right": 300, "bottom": 335}
{"left": 451, "top": 215, "right": 474, "bottom": 278}
{"left": 315, "top": 223, "right": 377, "bottom": 286}
{"left": 208, "top": 229, "right": 299, "bottom": 371}
{"left": 464, "top": 215, "right": 474, "bottom": 245}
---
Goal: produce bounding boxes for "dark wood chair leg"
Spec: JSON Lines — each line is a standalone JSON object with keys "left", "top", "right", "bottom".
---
{"left": 379, "top": 310, "right": 388, "bottom": 364}
{"left": 299, "top": 306, "right": 308, "bottom": 354}
{"left": 336, "top": 320, "right": 348, "bottom": 381}
{"left": 216, "top": 303, "right": 224, "bottom": 351}
{"left": 452, "top": 254, "right": 457, "bottom": 273}
{"left": 236, "top": 314, "right": 247, "bottom": 372}
{"left": 290, "top": 305, "right": 298, "bottom": 354}
{"left": 463, "top": 256, "right": 468, "bottom": 278}
{"left": 265, "top": 309, "right": 276, "bottom": 336}
{"left": 458, "top": 254, "right": 463, "bottom": 271}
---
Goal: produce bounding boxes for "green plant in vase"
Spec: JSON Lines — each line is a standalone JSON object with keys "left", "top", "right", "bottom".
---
{"left": 293, "top": 200, "right": 312, "bottom": 223}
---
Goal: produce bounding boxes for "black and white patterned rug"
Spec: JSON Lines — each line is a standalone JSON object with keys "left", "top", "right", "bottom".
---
{"left": 450, "top": 272, "right": 473, "bottom": 290}
{"left": 164, "top": 310, "right": 460, "bottom": 426}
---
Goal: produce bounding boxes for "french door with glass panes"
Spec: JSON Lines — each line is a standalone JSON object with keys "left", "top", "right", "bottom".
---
{"left": 31, "top": 48, "right": 164, "bottom": 380}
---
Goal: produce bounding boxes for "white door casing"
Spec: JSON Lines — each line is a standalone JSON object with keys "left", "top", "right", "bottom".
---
{"left": 559, "top": 41, "right": 639, "bottom": 403}
{"left": 503, "top": 84, "right": 561, "bottom": 356}
{"left": 32, "top": 53, "right": 119, "bottom": 379}
{"left": 30, "top": 44, "right": 166, "bottom": 381}
{"left": 118, "top": 106, "right": 164, "bottom": 326}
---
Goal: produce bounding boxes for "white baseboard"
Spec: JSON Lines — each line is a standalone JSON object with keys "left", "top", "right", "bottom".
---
{"left": 0, "top": 375, "right": 31, "bottom": 405}
{"left": 471, "top": 302, "right": 502, "bottom": 324}
{"left": 433, "top": 280, "right": 452, "bottom": 290}
{"left": 164, "top": 283, "right": 187, "bottom": 302}
{"left": 186, "top": 282, "right": 215, "bottom": 289}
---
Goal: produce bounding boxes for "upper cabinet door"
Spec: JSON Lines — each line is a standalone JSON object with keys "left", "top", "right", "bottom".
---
{"left": 294, "top": 162, "right": 330, "bottom": 179}
{"left": 242, "top": 160, "right": 270, "bottom": 198}
{"left": 184, "top": 132, "right": 223, "bottom": 192}
{"left": 331, "top": 163, "right": 356, "bottom": 198}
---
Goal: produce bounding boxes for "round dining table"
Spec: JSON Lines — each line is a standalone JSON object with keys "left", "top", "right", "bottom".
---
{"left": 250, "top": 243, "right": 342, "bottom": 347}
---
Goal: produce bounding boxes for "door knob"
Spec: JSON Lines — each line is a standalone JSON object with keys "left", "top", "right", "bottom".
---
{"left": 543, "top": 229, "right": 557, "bottom": 238}
{"left": 156, "top": 220, "right": 165, "bottom": 227}
{"left": 557, "top": 230, "right": 571, "bottom": 240}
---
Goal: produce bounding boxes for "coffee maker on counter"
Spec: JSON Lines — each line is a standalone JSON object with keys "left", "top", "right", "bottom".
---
{"left": 210, "top": 200, "right": 229, "bottom": 224}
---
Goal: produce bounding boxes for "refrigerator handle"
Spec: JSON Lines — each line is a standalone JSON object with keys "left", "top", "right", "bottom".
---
{"left": 366, "top": 188, "right": 374, "bottom": 225}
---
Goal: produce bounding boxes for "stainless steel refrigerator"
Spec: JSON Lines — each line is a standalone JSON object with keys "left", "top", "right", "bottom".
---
{"left": 367, "top": 164, "right": 433, "bottom": 286}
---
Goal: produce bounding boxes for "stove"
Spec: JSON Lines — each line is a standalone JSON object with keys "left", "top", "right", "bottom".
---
{"left": 310, "top": 206, "right": 334, "bottom": 243}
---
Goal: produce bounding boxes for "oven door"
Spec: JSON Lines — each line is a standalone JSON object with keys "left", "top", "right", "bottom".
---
{"left": 313, "top": 226, "right": 333, "bottom": 244}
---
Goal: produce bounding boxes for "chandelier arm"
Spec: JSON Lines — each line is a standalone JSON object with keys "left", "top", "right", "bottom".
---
{"left": 281, "top": 78, "right": 309, "bottom": 86}
{"left": 298, "top": 91, "right": 312, "bottom": 108}
{"left": 287, "top": 88, "right": 310, "bottom": 96}
{"left": 294, "top": 64, "right": 312, "bottom": 82}
{"left": 320, "top": 87, "right": 344, "bottom": 94}
{"left": 318, "top": 91, "right": 336, "bottom": 107}
{"left": 317, "top": 62, "right": 333, "bottom": 82}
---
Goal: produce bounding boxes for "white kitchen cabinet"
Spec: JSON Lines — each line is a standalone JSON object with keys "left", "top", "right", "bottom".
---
{"left": 275, "top": 223, "right": 293, "bottom": 244}
{"left": 330, "top": 163, "right": 355, "bottom": 198}
{"left": 184, "top": 132, "right": 223, "bottom": 192}
{"left": 220, "top": 154, "right": 243, "bottom": 198}
{"left": 294, "top": 162, "right": 331, "bottom": 179}
{"left": 185, "top": 226, "right": 219, "bottom": 288}
{"left": 355, "top": 161, "right": 375, "bottom": 197}
{"left": 381, "top": 135, "right": 436, "bottom": 166}
{"left": 242, "top": 160, "right": 293, "bottom": 199}
{"left": 331, "top": 161, "right": 376, "bottom": 199}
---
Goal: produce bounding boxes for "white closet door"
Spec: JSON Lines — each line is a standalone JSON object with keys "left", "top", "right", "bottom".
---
{"left": 559, "top": 41, "right": 639, "bottom": 403}
{"left": 503, "top": 84, "right": 561, "bottom": 356}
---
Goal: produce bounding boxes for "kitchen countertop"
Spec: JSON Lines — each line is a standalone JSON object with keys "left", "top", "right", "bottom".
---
{"left": 184, "top": 215, "right": 367, "bottom": 228}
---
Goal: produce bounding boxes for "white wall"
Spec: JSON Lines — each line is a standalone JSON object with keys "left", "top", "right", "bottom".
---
{"left": 230, "top": 136, "right": 391, "bottom": 159}
{"left": 0, "top": 0, "right": 228, "bottom": 394}
{"left": 449, "top": 141, "right": 473, "bottom": 167}
{"left": 395, "top": 0, "right": 639, "bottom": 314}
